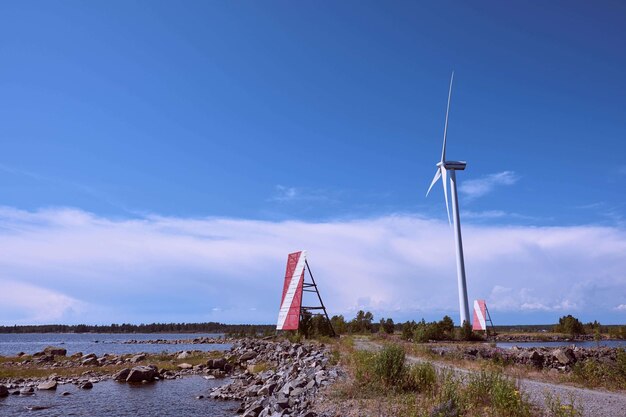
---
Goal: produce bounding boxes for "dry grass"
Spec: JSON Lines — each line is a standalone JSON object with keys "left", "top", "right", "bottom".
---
{"left": 315, "top": 336, "right": 538, "bottom": 417}
{"left": 394, "top": 338, "right": 626, "bottom": 392}
{"left": 0, "top": 351, "right": 224, "bottom": 380}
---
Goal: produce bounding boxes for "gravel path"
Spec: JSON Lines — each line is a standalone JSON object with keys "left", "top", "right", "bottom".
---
{"left": 354, "top": 337, "right": 626, "bottom": 417}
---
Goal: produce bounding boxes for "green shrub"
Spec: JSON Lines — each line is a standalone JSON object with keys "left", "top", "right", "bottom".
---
{"left": 489, "top": 374, "right": 530, "bottom": 417}
{"left": 554, "top": 315, "right": 585, "bottom": 336}
{"left": 352, "top": 350, "right": 377, "bottom": 386}
{"left": 374, "top": 344, "right": 406, "bottom": 387}
{"left": 403, "top": 362, "right": 436, "bottom": 393}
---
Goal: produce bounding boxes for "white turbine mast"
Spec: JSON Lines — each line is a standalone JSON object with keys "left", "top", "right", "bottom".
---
{"left": 426, "top": 72, "right": 471, "bottom": 326}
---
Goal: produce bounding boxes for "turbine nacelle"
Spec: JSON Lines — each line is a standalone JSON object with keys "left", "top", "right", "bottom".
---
{"left": 439, "top": 161, "right": 467, "bottom": 171}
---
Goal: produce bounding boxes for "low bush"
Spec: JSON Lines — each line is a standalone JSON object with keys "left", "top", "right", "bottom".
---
{"left": 373, "top": 344, "right": 406, "bottom": 387}
{"left": 571, "top": 349, "right": 626, "bottom": 389}
{"left": 403, "top": 362, "right": 437, "bottom": 393}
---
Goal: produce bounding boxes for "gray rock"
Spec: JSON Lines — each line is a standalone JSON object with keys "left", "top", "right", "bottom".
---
{"left": 0, "top": 385, "right": 8, "bottom": 397}
{"left": 553, "top": 348, "right": 576, "bottom": 365}
{"left": 240, "top": 351, "right": 258, "bottom": 362}
{"left": 82, "top": 357, "right": 99, "bottom": 366}
{"left": 43, "top": 346, "right": 67, "bottom": 356}
{"left": 177, "top": 351, "right": 191, "bottom": 359}
{"left": 20, "top": 387, "right": 34, "bottom": 395}
{"left": 130, "top": 354, "right": 146, "bottom": 363}
{"left": 79, "top": 381, "right": 93, "bottom": 389}
{"left": 113, "top": 368, "right": 131, "bottom": 381}
{"left": 126, "top": 365, "right": 159, "bottom": 383}
{"left": 37, "top": 380, "right": 58, "bottom": 390}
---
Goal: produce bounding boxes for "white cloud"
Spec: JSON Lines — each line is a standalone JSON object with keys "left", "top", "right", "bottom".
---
{"left": 0, "top": 206, "right": 625, "bottom": 325}
{"left": 270, "top": 185, "right": 334, "bottom": 203}
{"left": 460, "top": 171, "right": 519, "bottom": 199}
{"left": 615, "top": 304, "right": 626, "bottom": 311}
{"left": 0, "top": 280, "right": 86, "bottom": 324}
{"left": 272, "top": 185, "right": 299, "bottom": 201}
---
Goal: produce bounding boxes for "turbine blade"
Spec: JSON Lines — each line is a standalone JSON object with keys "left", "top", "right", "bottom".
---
{"left": 441, "top": 167, "right": 451, "bottom": 225}
{"left": 441, "top": 71, "right": 454, "bottom": 163}
{"left": 426, "top": 168, "right": 442, "bottom": 197}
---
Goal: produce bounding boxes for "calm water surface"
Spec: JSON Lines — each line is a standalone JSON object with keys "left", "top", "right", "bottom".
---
{"left": 0, "top": 377, "right": 238, "bottom": 416}
{"left": 0, "top": 333, "right": 231, "bottom": 356}
{"left": 497, "top": 340, "right": 626, "bottom": 349}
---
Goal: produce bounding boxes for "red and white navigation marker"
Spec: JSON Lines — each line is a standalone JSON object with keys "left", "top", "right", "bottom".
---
{"left": 276, "top": 251, "right": 307, "bottom": 331}
{"left": 472, "top": 299, "right": 488, "bottom": 331}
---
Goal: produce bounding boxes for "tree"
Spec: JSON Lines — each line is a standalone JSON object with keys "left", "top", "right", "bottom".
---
{"left": 554, "top": 315, "right": 584, "bottom": 337}
{"left": 439, "top": 316, "right": 454, "bottom": 334}
{"left": 384, "top": 318, "right": 395, "bottom": 334}
{"left": 459, "top": 320, "right": 473, "bottom": 341}
{"left": 330, "top": 315, "right": 347, "bottom": 334}
{"left": 349, "top": 310, "right": 374, "bottom": 333}
{"left": 401, "top": 320, "right": 417, "bottom": 340}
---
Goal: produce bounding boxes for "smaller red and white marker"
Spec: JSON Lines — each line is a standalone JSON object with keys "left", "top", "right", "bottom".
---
{"left": 472, "top": 299, "right": 487, "bottom": 331}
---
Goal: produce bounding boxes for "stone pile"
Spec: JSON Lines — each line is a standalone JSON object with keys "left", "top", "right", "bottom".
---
{"left": 121, "top": 337, "right": 235, "bottom": 345}
{"left": 494, "top": 334, "right": 595, "bottom": 342}
{"left": 210, "top": 339, "right": 339, "bottom": 417}
{"left": 436, "top": 345, "right": 622, "bottom": 371}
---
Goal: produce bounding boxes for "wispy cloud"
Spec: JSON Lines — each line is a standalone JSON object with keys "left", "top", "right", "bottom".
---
{"left": 270, "top": 185, "right": 334, "bottom": 203}
{"left": 1, "top": 206, "right": 625, "bottom": 325}
{"left": 615, "top": 304, "right": 626, "bottom": 311}
{"left": 460, "top": 171, "right": 519, "bottom": 200}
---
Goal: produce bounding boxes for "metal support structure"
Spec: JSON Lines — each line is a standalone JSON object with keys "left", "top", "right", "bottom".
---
{"left": 299, "top": 260, "right": 336, "bottom": 337}
{"left": 449, "top": 169, "right": 470, "bottom": 326}
{"left": 484, "top": 303, "right": 496, "bottom": 337}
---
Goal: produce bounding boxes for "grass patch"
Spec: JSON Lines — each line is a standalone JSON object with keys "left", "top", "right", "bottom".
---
{"left": 570, "top": 348, "right": 626, "bottom": 390}
{"left": 544, "top": 392, "right": 583, "bottom": 417}
{"left": 0, "top": 351, "right": 225, "bottom": 380}
{"left": 337, "top": 342, "right": 536, "bottom": 416}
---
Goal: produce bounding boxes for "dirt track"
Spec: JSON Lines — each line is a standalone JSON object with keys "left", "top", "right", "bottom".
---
{"left": 354, "top": 337, "right": 626, "bottom": 417}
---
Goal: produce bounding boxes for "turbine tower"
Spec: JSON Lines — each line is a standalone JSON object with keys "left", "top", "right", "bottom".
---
{"left": 426, "top": 72, "right": 471, "bottom": 325}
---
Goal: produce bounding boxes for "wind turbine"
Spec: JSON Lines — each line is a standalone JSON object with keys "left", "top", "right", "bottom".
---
{"left": 426, "top": 72, "right": 471, "bottom": 326}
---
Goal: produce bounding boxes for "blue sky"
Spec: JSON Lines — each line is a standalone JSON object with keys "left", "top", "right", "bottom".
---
{"left": 0, "top": 1, "right": 625, "bottom": 326}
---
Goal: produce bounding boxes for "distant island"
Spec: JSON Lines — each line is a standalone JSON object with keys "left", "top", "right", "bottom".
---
{"left": 0, "top": 322, "right": 275, "bottom": 335}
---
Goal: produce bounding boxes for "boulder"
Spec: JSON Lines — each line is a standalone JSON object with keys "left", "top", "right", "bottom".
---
{"left": 126, "top": 365, "right": 159, "bottom": 383}
{"left": 210, "top": 357, "right": 227, "bottom": 370}
{"left": 177, "top": 363, "right": 193, "bottom": 370}
{"left": 79, "top": 381, "right": 93, "bottom": 389}
{"left": 82, "top": 357, "right": 99, "bottom": 366}
{"left": 20, "top": 387, "right": 34, "bottom": 395}
{"left": 527, "top": 350, "right": 544, "bottom": 367}
{"left": 240, "top": 351, "right": 258, "bottom": 362}
{"left": 113, "top": 368, "right": 131, "bottom": 381}
{"left": 43, "top": 346, "right": 67, "bottom": 356}
{"left": 177, "top": 351, "right": 191, "bottom": 359}
{"left": 37, "top": 381, "right": 58, "bottom": 390}
{"left": 0, "top": 385, "right": 8, "bottom": 397}
{"left": 130, "top": 354, "right": 146, "bottom": 363}
{"left": 553, "top": 348, "right": 576, "bottom": 365}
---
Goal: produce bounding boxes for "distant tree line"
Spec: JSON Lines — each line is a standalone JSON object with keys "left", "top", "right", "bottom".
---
{"left": 0, "top": 322, "right": 275, "bottom": 335}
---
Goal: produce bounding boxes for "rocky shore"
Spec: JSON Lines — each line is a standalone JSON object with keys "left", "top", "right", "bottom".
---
{"left": 494, "top": 333, "right": 606, "bottom": 342}
{"left": 1, "top": 338, "right": 339, "bottom": 417}
{"left": 0, "top": 345, "right": 231, "bottom": 399}
{"left": 210, "top": 339, "right": 340, "bottom": 417}
{"left": 431, "top": 344, "right": 622, "bottom": 371}
{"left": 120, "top": 336, "right": 236, "bottom": 345}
